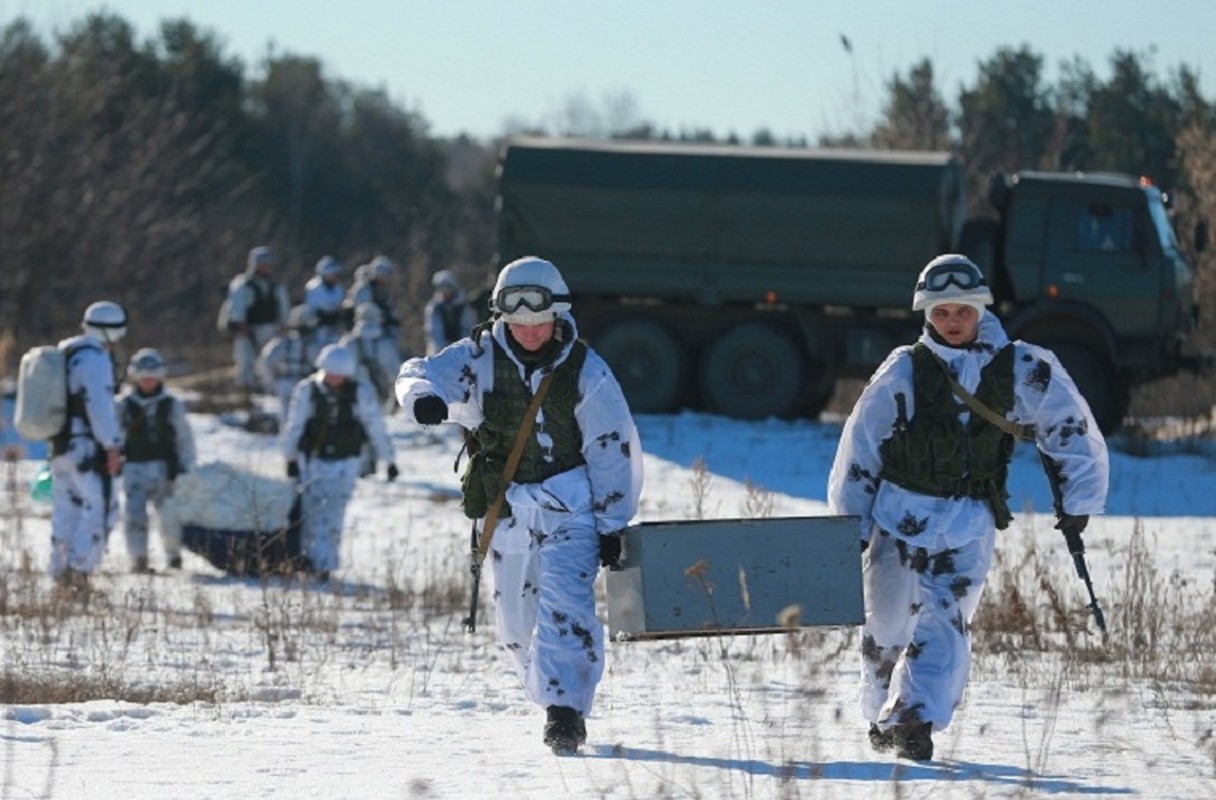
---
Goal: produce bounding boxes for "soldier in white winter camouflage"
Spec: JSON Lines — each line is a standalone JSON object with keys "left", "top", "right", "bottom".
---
{"left": 117, "top": 348, "right": 197, "bottom": 573}
{"left": 828, "top": 254, "right": 1109, "bottom": 761}
{"left": 396, "top": 256, "right": 643, "bottom": 754}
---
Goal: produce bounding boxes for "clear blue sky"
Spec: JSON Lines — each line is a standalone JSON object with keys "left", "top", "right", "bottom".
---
{"left": 3, "top": 0, "right": 1214, "bottom": 141}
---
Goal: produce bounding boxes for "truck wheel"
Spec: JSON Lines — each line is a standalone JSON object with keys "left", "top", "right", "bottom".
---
{"left": 701, "top": 323, "right": 806, "bottom": 419}
{"left": 1045, "top": 342, "right": 1127, "bottom": 435}
{"left": 593, "top": 318, "right": 687, "bottom": 413}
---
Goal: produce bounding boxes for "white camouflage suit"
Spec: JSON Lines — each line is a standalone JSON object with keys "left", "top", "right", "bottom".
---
{"left": 339, "top": 324, "right": 400, "bottom": 407}
{"left": 227, "top": 268, "right": 290, "bottom": 391}
{"left": 395, "top": 314, "right": 643, "bottom": 717}
{"left": 116, "top": 387, "right": 197, "bottom": 565}
{"left": 50, "top": 334, "right": 122, "bottom": 577}
{"left": 828, "top": 313, "right": 1108, "bottom": 733}
{"left": 281, "top": 372, "right": 396, "bottom": 573}
{"left": 258, "top": 331, "right": 322, "bottom": 420}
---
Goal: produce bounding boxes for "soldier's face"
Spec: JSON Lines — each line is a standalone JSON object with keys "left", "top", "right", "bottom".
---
{"left": 136, "top": 377, "right": 162, "bottom": 394}
{"left": 927, "top": 303, "right": 980, "bottom": 347}
{"left": 507, "top": 320, "right": 555, "bottom": 352}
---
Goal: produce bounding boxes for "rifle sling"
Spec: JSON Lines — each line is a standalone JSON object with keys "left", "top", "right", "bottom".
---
{"left": 936, "top": 358, "right": 1036, "bottom": 442}
{"left": 475, "top": 369, "right": 556, "bottom": 563}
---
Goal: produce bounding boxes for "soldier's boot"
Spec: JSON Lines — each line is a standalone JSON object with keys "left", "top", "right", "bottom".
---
{"left": 893, "top": 721, "right": 933, "bottom": 761}
{"left": 543, "top": 706, "right": 586, "bottom": 755}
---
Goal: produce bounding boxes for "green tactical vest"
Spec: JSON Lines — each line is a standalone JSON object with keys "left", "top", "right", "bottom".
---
{"left": 460, "top": 338, "right": 588, "bottom": 520}
{"left": 244, "top": 277, "right": 280, "bottom": 325}
{"left": 300, "top": 381, "right": 367, "bottom": 461}
{"left": 879, "top": 343, "right": 1017, "bottom": 529}
{"left": 122, "top": 394, "right": 180, "bottom": 474}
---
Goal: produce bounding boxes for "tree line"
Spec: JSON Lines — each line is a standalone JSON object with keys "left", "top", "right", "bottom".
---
{"left": 1, "top": 13, "right": 1212, "bottom": 415}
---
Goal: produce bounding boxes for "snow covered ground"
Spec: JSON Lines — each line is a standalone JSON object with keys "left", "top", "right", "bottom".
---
{"left": 2, "top": 403, "right": 1215, "bottom": 799}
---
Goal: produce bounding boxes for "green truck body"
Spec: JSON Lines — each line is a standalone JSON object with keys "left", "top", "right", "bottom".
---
{"left": 496, "top": 137, "right": 1208, "bottom": 432}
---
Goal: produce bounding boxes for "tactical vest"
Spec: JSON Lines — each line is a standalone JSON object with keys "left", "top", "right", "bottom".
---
{"left": 245, "top": 277, "right": 280, "bottom": 325}
{"left": 438, "top": 302, "right": 466, "bottom": 344}
{"left": 460, "top": 338, "right": 588, "bottom": 519}
{"left": 879, "top": 343, "right": 1017, "bottom": 529}
{"left": 122, "top": 394, "right": 181, "bottom": 476}
{"left": 299, "top": 381, "right": 366, "bottom": 460}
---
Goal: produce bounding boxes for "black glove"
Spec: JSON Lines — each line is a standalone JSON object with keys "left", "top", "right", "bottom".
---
{"left": 286, "top": 460, "right": 300, "bottom": 480}
{"left": 599, "top": 533, "right": 623, "bottom": 570}
{"left": 1055, "top": 513, "right": 1089, "bottom": 553}
{"left": 386, "top": 463, "right": 400, "bottom": 482}
{"left": 413, "top": 395, "right": 448, "bottom": 425}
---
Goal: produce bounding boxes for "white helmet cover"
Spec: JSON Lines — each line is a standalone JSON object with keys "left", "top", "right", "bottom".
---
{"left": 248, "top": 245, "right": 275, "bottom": 271}
{"left": 431, "top": 269, "right": 459, "bottom": 291}
{"left": 128, "top": 347, "right": 166, "bottom": 381}
{"left": 370, "top": 255, "right": 395, "bottom": 279}
{"left": 315, "top": 255, "right": 342, "bottom": 278}
{"left": 315, "top": 344, "right": 356, "bottom": 378}
{"left": 911, "top": 254, "right": 994, "bottom": 312}
{"left": 82, "top": 300, "right": 128, "bottom": 342}
{"left": 491, "top": 256, "right": 571, "bottom": 325}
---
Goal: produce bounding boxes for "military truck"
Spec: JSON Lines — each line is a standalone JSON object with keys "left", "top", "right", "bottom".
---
{"left": 495, "top": 137, "right": 1209, "bottom": 432}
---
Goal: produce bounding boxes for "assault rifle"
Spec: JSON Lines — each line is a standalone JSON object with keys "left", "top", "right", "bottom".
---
{"left": 1039, "top": 450, "right": 1107, "bottom": 633}
{"left": 462, "top": 522, "right": 482, "bottom": 633}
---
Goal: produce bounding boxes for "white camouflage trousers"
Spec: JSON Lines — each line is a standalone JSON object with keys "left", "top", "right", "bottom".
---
{"left": 50, "top": 439, "right": 118, "bottom": 577}
{"left": 122, "top": 460, "right": 177, "bottom": 564}
{"left": 298, "top": 456, "right": 360, "bottom": 573}
{"left": 860, "top": 527, "right": 995, "bottom": 732}
{"left": 234, "top": 323, "right": 278, "bottom": 391}
{"left": 490, "top": 475, "right": 604, "bottom": 716}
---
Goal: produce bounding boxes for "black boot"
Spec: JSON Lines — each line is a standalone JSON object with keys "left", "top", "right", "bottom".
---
{"left": 543, "top": 705, "right": 586, "bottom": 754}
{"left": 868, "top": 723, "right": 894, "bottom": 752}
{"left": 893, "top": 721, "right": 933, "bottom": 761}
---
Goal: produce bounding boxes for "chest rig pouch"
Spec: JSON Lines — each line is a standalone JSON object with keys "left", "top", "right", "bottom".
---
{"left": 460, "top": 339, "right": 587, "bottom": 520}
{"left": 879, "top": 343, "right": 1017, "bottom": 529}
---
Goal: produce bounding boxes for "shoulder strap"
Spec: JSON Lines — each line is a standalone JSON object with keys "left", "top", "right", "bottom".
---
{"left": 475, "top": 369, "right": 557, "bottom": 563}
{"left": 930, "top": 350, "right": 1036, "bottom": 442}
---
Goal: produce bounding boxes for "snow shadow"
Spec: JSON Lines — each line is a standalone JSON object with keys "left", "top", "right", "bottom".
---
{"left": 588, "top": 745, "right": 1133, "bottom": 794}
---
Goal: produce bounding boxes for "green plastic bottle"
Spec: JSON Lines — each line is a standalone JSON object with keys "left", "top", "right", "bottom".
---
{"left": 30, "top": 462, "right": 52, "bottom": 504}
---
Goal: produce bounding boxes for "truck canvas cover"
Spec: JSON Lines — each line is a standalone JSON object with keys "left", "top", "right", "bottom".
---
{"left": 498, "top": 137, "right": 965, "bottom": 308}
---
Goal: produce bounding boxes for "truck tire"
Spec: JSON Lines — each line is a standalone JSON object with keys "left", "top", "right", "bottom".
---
{"left": 593, "top": 318, "right": 687, "bottom": 413}
{"left": 700, "top": 323, "right": 806, "bottom": 419}
{"left": 1044, "top": 341, "right": 1127, "bottom": 435}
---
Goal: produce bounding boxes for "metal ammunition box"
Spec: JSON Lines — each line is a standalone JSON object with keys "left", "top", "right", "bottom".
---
{"left": 605, "top": 516, "right": 863, "bottom": 640}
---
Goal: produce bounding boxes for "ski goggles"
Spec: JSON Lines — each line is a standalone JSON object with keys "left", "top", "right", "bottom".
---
{"left": 494, "top": 285, "right": 571, "bottom": 314}
{"left": 916, "top": 262, "right": 988, "bottom": 292}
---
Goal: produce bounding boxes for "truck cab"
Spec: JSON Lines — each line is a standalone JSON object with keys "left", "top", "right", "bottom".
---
{"left": 982, "top": 171, "right": 1203, "bottom": 431}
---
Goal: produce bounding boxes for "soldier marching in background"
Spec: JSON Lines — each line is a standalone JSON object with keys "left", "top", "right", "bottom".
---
{"left": 259, "top": 304, "right": 324, "bottom": 421}
{"left": 281, "top": 344, "right": 399, "bottom": 582}
{"left": 424, "top": 269, "right": 476, "bottom": 355}
{"left": 223, "top": 245, "right": 290, "bottom": 393}
{"left": 50, "top": 301, "right": 128, "bottom": 592}
{"left": 303, "top": 255, "right": 346, "bottom": 347}
{"left": 117, "top": 348, "right": 197, "bottom": 573}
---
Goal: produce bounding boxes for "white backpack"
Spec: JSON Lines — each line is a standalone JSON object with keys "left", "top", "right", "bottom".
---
{"left": 14, "top": 343, "right": 95, "bottom": 440}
